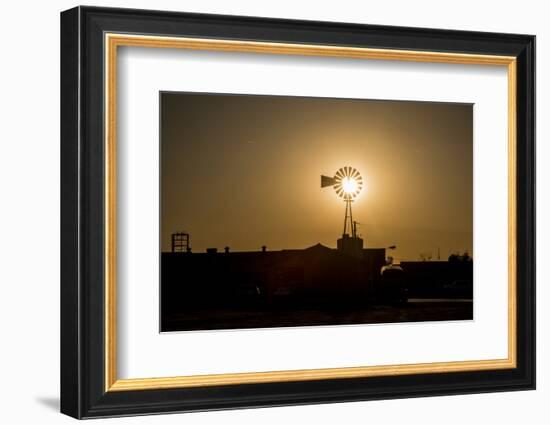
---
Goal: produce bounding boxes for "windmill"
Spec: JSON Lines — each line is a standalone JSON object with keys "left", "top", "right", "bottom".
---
{"left": 321, "top": 167, "right": 363, "bottom": 237}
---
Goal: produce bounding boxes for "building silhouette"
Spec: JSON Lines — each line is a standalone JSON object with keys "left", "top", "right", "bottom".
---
{"left": 161, "top": 234, "right": 386, "bottom": 317}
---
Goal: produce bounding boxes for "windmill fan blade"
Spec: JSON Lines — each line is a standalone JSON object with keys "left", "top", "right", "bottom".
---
{"left": 321, "top": 175, "right": 337, "bottom": 188}
{"left": 326, "top": 167, "right": 363, "bottom": 197}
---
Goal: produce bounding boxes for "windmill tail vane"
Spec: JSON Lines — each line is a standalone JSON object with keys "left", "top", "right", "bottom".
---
{"left": 321, "top": 175, "right": 337, "bottom": 188}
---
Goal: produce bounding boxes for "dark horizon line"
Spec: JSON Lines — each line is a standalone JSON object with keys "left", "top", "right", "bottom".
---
{"left": 161, "top": 245, "right": 473, "bottom": 258}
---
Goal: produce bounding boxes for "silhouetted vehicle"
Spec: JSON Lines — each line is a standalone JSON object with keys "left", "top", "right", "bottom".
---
{"left": 378, "top": 265, "right": 408, "bottom": 304}
{"left": 399, "top": 260, "right": 473, "bottom": 298}
{"left": 443, "top": 279, "right": 473, "bottom": 298}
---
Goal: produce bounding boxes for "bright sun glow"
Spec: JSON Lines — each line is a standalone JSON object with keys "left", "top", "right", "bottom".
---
{"left": 342, "top": 177, "right": 358, "bottom": 194}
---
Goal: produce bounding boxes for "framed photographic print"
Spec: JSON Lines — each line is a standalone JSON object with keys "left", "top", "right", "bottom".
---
{"left": 60, "top": 6, "right": 535, "bottom": 419}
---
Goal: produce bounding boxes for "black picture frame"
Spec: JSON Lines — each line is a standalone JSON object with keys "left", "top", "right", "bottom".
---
{"left": 61, "top": 5, "right": 535, "bottom": 419}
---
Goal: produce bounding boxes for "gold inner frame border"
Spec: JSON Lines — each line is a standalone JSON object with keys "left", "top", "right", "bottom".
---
{"left": 104, "top": 33, "right": 517, "bottom": 392}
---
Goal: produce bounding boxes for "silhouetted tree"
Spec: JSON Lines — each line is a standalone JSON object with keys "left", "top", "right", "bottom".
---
{"left": 448, "top": 251, "right": 472, "bottom": 263}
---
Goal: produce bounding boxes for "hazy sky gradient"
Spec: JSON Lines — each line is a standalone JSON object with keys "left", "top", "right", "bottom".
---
{"left": 161, "top": 92, "right": 473, "bottom": 261}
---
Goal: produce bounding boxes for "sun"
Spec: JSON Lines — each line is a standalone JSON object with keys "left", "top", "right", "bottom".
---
{"left": 342, "top": 176, "right": 358, "bottom": 195}
{"left": 322, "top": 166, "right": 363, "bottom": 199}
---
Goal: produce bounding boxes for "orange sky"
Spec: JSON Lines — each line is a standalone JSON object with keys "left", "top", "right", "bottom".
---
{"left": 161, "top": 92, "right": 473, "bottom": 261}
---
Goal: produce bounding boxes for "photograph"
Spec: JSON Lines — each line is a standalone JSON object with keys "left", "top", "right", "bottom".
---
{"left": 160, "top": 92, "right": 474, "bottom": 332}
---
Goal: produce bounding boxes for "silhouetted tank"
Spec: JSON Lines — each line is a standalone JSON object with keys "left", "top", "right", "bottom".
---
{"left": 378, "top": 264, "right": 408, "bottom": 303}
